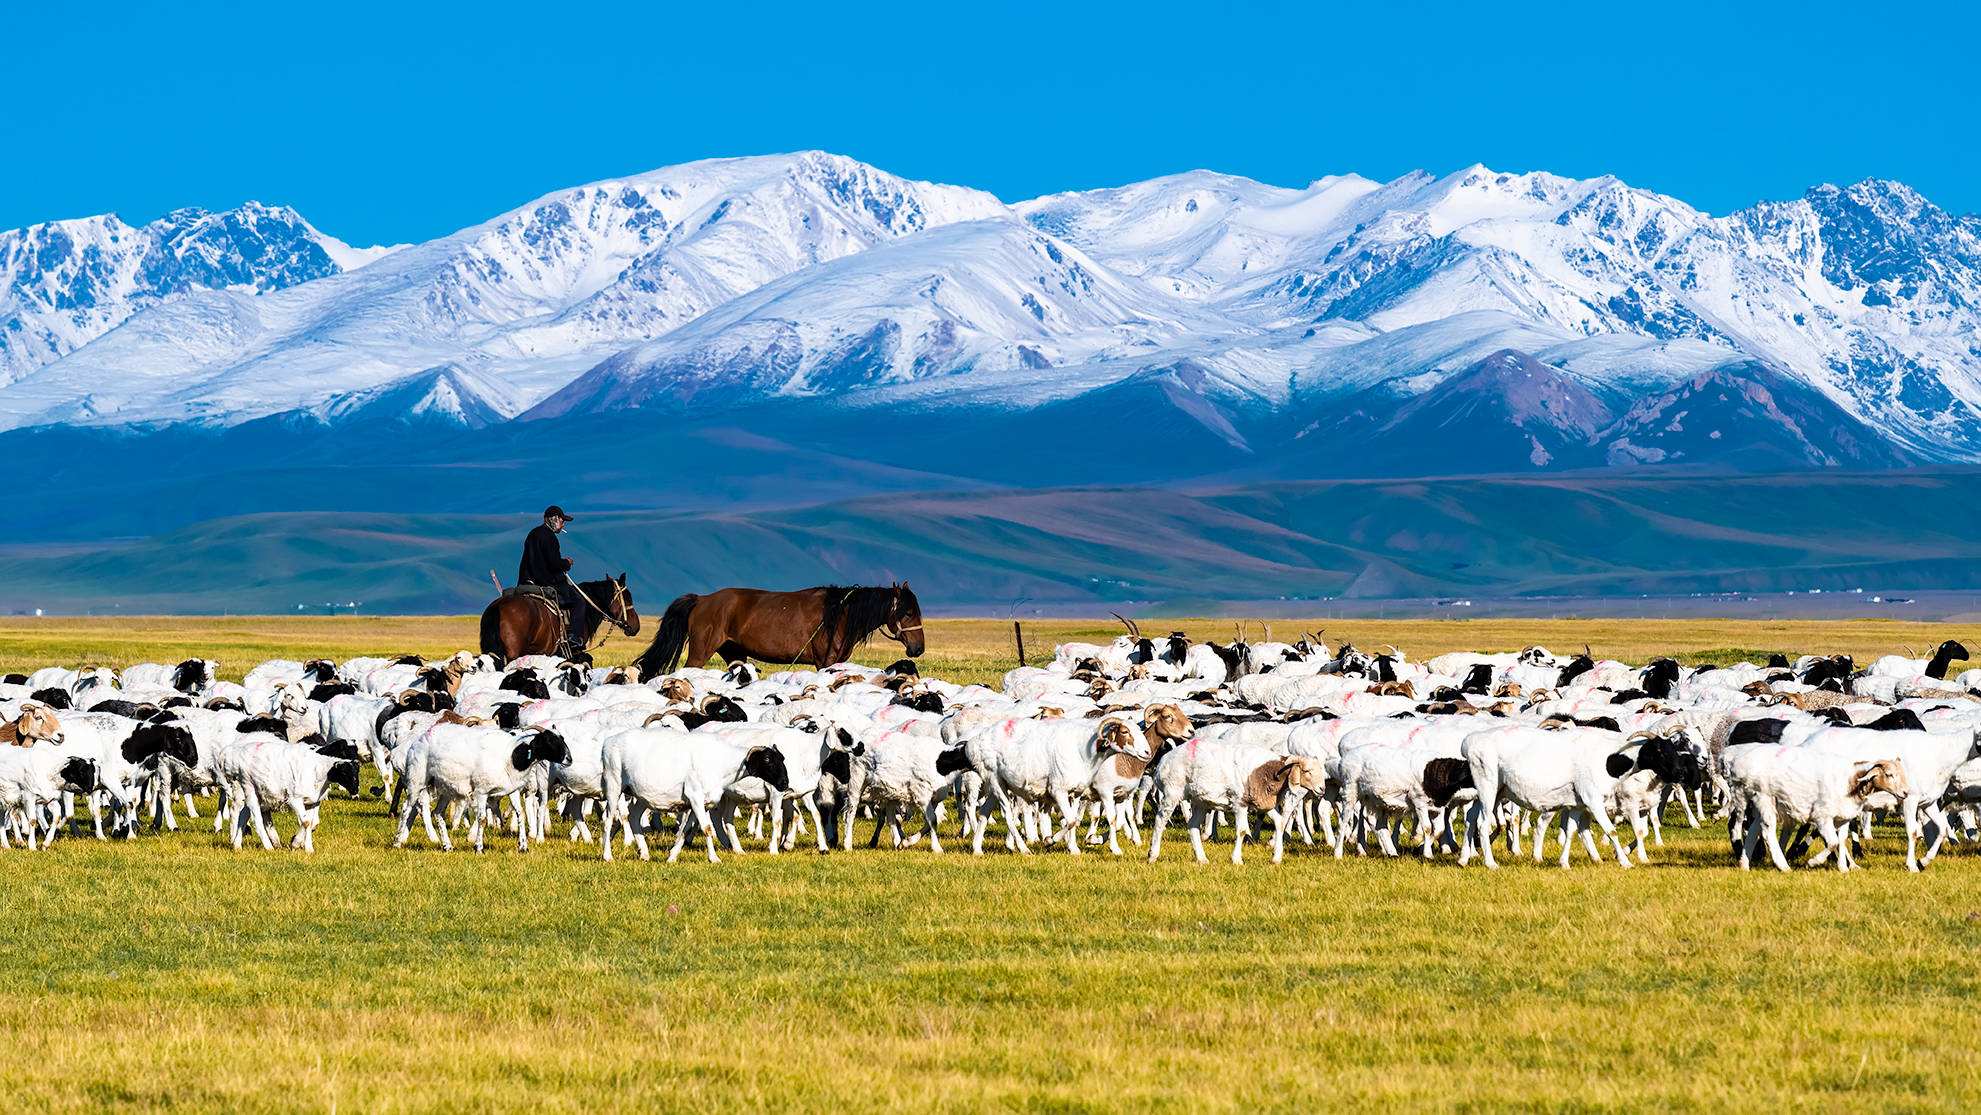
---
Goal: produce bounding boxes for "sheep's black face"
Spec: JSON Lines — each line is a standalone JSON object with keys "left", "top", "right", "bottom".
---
{"left": 1647, "top": 736, "right": 1705, "bottom": 789}
{"left": 1421, "top": 757, "right": 1473, "bottom": 807}
{"left": 743, "top": 747, "right": 790, "bottom": 791}
{"left": 1557, "top": 656, "right": 1596, "bottom": 686}
{"left": 894, "top": 691, "right": 945, "bottom": 713}
{"left": 494, "top": 704, "right": 523, "bottom": 730}
{"left": 704, "top": 695, "right": 746, "bottom": 723}
{"left": 30, "top": 688, "right": 71, "bottom": 710}
{"left": 60, "top": 757, "right": 100, "bottom": 793}
{"left": 308, "top": 683, "right": 356, "bottom": 703}
{"left": 172, "top": 659, "right": 207, "bottom": 693}
{"left": 237, "top": 715, "right": 289, "bottom": 736}
{"left": 500, "top": 672, "right": 550, "bottom": 700}
{"left": 314, "top": 739, "right": 361, "bottom": 762}
{"left": 885, "top": 658, "right": 920, "bottom": 678}
{"left": 123, "top": 723, "right": 196, "bottom": 765}
{"left": 393, "top": 655, "right": 424, "bottom": 667}
{"left": 1942, "top": 641, "right": 1969, "bottom": 661}
{"left": 935, "top": 746, "right": 971, "bottom": 776}
{"left": 1643, "top": 659, "right": 1681, "bottom": 699}
{"left": 1462, "top": 664, "right": 1493, "bottom": 694}
{"left": 328, "top": 760, "right": 362, "bottom": 797}
{"left": 530, "top": 730, "right": 573, "bottom": 767}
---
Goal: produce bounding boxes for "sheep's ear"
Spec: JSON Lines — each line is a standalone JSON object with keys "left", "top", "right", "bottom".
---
{"left": 1604, "top": 751, "right": 1636, "bottom": 778}
{"left": 510, "top": 743, "right": 533, "bottom": 771}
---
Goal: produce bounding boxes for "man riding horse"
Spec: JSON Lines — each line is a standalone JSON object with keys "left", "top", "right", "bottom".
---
{"left": 518, "top": 505, "right": 582, "bottom": 620}
{"left": 478, "top": 506, "right": 640, "bottom": 661}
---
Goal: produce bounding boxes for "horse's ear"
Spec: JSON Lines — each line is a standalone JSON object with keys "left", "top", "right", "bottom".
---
{"left": 617, "top": 572, "right": 626, "bottom": 584}
{"left": 899, "top": 580, "right": 910, "bottom": 592}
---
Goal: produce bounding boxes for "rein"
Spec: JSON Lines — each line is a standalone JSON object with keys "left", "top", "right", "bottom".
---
{"left": 564, "top": 576, "right": 632, "bottom": 648}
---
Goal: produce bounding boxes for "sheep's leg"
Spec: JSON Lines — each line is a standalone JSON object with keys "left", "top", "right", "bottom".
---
{"left": 800, "top": 796, "right": 827, "bottom": 853}
{"left": 1669, "top": 782, "right": 1698, "bottom": 830}
{"left": 1053, "top": 792, "right": 1083, "bottom": 855}
{"left": 1552, "top": 811, "right": 1578, "bottom": 869}
{"left": 1471, "top": 798, "right": 1499, "bottom": 870}
{"left": 1230, "top": 804, "right": 1253, "bottom": 865}
{"left": 1756, "top": 799, "right": 1790, "bottom": 872}
{"left": 599, "top": 794, "right": 619, "bottom": 861}
{"left": 1104, "top": 798, "right": 1125, "bottom": 856}
{"left": 631, "top": 802, "right": 655, "bottom": 862}
{"left": 1531, "top": 810, "right": 1554, "bottom": 863}
{"left": 1146, "top": 796, "right": 1180, "bottom": 863}
{"left": 286, "top": 797, "right": 311, "bottom": 851}
{"left": 1903, "top": 798, "right": 1924, "bottom": 872}
{"left": 664, "top": 806, "right": 691, "bottom": 864}
{"left": 1814, "top": 816, "right": 1851, "bottom": 873}
{"left": 1371, "top": 807, "right": 1400, "bottom": 857}
{"left": 1187, "top": 806, "right": 1212, "bottom": 865}
{"left": 990, "top": 787, "right": 1029, "bottom": 855}
{"left": 1921, "top": 802, "right": 1952, "bottom": 867}
{"left": 1417, "top": 802, "right": 1437, "bottom": 858}
{"left": 392, "top": 788, "right": 418, "bottom": 849}
{"left": 244, "top": 786, "right": 276, "bottom": 851}
{"left": 687, "top": 798, "right": 721, "bottom": 864}
{"left": 922, "top": 796, "right": 945, "bottom": 855}
{"left": 1625, "top": 808, "right": 1649, "bottom": 863}
{"left": 1270, "top": 804, "right": 1292, "bottom": 864}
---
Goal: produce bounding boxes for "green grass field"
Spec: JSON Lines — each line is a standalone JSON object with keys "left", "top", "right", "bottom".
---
{"left": 5, "top": 616, "right": 1981, "bottom": 1112}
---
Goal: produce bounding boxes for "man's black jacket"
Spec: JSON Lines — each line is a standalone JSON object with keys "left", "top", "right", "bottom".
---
{"left": 517, "top": 524, "right": 573, "bottom": 587}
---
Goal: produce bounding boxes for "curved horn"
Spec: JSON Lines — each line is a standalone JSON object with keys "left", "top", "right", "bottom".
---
{"left": 1584, "top": 644, "right": 1592, "bottom": 658}
{"left": 1623, "top": 730, "right": 1662, "bottom": 743}
{"left": 1110, "top": 611, "right": 1140, "bottom": 638}
{"left": 1383, "top": 644, "right": 1401, "bottom": 657}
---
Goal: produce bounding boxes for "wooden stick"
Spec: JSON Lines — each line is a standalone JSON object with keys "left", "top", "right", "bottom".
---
{"left": 1014, "top": 621, "right": 1027, "bottom": 668}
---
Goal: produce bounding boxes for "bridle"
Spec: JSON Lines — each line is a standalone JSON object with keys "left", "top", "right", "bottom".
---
{"left": 882, "top": 600, "right": 923, "bottom": 642}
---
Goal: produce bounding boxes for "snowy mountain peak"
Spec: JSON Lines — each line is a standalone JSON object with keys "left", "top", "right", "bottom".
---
{"left": 0, "top": 201, "right": 392, "bottom": 385}
{"left": 7, "top": 154, "right": 1981, "bottom": 470}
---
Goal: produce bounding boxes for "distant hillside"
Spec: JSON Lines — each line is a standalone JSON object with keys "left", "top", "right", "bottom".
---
{"left": 1, "top": 470, "right": 1977, "bottom": 614}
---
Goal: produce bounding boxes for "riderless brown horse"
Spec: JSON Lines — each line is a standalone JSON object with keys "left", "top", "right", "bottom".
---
{"left": 633, "top": 583, "right": 924, "bottom": 677}
{"left": 479, "top": 575, "right": 639, "bottom": 661}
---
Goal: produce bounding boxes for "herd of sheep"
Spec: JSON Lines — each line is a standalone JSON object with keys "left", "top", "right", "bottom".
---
{"left": 2, "top": 628, "right": 1979, "bottom": 872}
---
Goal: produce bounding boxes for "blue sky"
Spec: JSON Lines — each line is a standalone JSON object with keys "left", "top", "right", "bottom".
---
{"left": 5, "top": 0, "right": 1976, "bottom": 245}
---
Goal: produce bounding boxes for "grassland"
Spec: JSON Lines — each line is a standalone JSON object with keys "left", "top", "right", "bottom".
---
{"left": 4, "top": 616, "right": 1981, "bottom": 1112}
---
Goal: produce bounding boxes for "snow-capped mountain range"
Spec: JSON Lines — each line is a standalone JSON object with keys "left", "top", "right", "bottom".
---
{"left": 7, "top": 151, "right": 1981, "bottom": 469}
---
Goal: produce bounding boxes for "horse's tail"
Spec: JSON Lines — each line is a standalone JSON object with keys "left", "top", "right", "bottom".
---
{"left": 478, "top": 600, "right": 504, "bottom": 657}
{"left": 634, "top": 594, "right": 699, "bottom": 679}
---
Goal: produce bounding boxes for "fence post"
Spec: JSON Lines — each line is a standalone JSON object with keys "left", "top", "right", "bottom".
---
{"left": 1013, "top": 621, "right": 1027, "bottom": 667}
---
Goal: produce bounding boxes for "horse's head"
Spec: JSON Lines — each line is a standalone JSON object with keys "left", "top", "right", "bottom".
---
{"left": 886, "top": 581, "right": 925, "bottom": 658}
{"left": 610, "top": 573, "right": 640, "bottom": 637}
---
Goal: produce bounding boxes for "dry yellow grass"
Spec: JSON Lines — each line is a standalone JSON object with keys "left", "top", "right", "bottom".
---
{"left": 0, "top": 614, "right": 1968, "bottom": 684}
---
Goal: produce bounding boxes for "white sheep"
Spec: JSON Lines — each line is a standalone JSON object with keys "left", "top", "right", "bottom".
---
{"left": 394, "top": 723, "right": 572, "bottom": 853}
{"left": 215, "top": 736, "right": 363, "bottom": 852}
{"left": 1145, "top": 737, "right": 1321, "bottom": 865}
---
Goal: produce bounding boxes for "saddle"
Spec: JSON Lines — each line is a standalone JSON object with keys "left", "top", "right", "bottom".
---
{"left": 501, "top": 585, "right": 581, "bottom": 657}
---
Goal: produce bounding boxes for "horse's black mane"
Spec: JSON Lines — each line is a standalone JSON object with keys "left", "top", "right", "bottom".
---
{"left": 821, "top": 584, "right": 903, "bottom": 650}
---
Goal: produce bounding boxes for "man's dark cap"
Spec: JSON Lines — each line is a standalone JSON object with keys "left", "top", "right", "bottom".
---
{"left": 543, "top": 505, "right": 573, "bottom": 521}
